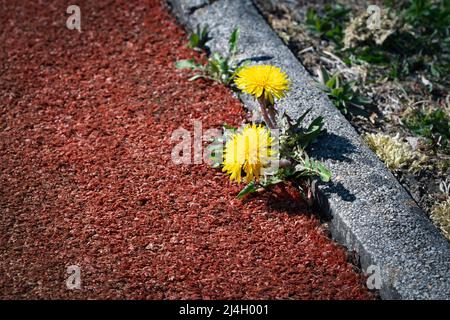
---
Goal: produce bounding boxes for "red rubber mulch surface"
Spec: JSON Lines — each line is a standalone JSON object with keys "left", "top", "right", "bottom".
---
{"left": 0, "top": 0, "right": 373, "bottom": 299}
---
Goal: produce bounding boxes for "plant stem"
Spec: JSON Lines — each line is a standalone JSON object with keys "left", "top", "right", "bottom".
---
{"left": 267, "top": 106, "right": 278, "bottom": 127}
{"left": 306, "top": 178, "right": 314, "bottom": 208}
{"left": 257, "top": 96, "right": 277, "bottom": 129}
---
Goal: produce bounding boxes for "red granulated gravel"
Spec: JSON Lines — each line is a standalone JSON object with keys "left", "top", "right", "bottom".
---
{"left": 0, "top": 0, "right": 373, "bottom": 299}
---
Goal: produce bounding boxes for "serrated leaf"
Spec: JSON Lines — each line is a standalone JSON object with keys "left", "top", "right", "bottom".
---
{"left": 175, "top": 59, "right": 200, "bottom": 70}
{"left": 294, "top": 156, "right": 331, "bottom": 182}
{"left": 352, "top": 95, "right": 371, "bottom": 106}
{"left": 188, "top": 33, "right": 199, "bottom": 48}
{"left": 316, "top": 162, "right": 332, "bottom": 182}
{"left": 331, "top": 87, "right": 343, "bottom": 96}
{"left": 200, "top": 25, "right": 208, "bottom": 39}
{"left": 326, "top": 74, "right": 338, "bottom": 88}
{"left": 260, "top": 177, "right": 283, "bottom": 187}
{"left": 237, "top": 181, "right": 257, "bottom": 199}
{"left": 223, "top": 124, "right": 237, "bottom": 131}
{"left": 293, "top": 108, "right": 312, "bottom": 129}
{"left": 207, "top": 59, "right": 221, "bottom": 76}
{"left": 219, "top": 59, "right": 230, "bottom": 75}
{"left": 212, "top": 52, "right": 223, "bottom": 62}
{"left": 188, "top": 74, "right": 204, "bottom": 81}
{"left": 319, "top": 66, "right": 330, "bottom": 84}
{"left": 229, "top": 28, "right": 240, "bottom": 55}
{"left": 299, "top": 116, "right": 324, "bottom": 149}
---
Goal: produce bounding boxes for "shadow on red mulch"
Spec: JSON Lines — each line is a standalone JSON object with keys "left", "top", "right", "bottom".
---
{"left": 0, "top": 0, "right": 373, "bottom": 299}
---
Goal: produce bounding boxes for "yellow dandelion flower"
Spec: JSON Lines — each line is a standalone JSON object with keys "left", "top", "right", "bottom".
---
{"left": 234, "top": 65, "right": 290, "bottom": 105}
{"left": 222, "top": 124, "right": 276, "bottom": 183}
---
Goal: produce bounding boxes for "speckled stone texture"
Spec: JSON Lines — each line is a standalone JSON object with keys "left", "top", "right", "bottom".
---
{"left": 167, "top": 0, "right": 450, "bottom": 299}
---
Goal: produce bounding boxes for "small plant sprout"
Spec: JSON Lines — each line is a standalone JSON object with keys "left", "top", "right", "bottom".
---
{"left": 402, "top": 106, "right": 449, "bottom": 149}
{"left": 317, "top": 67, "right": 371, "bottom": 115}
{"left": 305, "top": 4, "right": 350, "bottom": 46}
{"left": 175, "top": 27, "right": 243, "bottom": 85}
{"left": 188, "top": 24, "right": 210, "bottom": 51}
